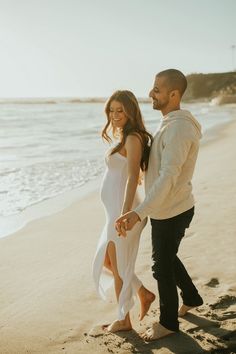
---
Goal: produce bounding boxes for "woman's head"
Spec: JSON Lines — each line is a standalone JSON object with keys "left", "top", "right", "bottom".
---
{"left": 104, "top": 90, "right": 143, "bottom": 136}
{"left": 102, "top": 90, "right": 153, "bottom": 171}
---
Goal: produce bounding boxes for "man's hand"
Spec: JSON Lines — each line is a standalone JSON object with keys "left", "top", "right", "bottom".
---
{"left": 115, "top": 211, "right": 141, "bottom": 237}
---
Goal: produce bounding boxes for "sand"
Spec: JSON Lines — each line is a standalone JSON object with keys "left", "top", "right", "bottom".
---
{"left": 0, "top": 118, "right": 236, "bottom": 354}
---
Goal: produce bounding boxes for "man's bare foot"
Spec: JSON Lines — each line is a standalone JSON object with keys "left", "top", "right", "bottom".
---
{"left": 141, "top": 322, "right": 175, "bottom": 341}
{"left": 106, "top": 320, "right": 132, "bottom": 333}
{"left": 178, "top": 304, "right": 198, "bottom": 317}
{"left": 138, "top": 286, "right": 156, "bottom": 321}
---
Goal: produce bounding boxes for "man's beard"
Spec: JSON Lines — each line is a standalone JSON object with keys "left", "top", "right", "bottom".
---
{"left": 152, "top": 99, "right": 169, "bottom": 110}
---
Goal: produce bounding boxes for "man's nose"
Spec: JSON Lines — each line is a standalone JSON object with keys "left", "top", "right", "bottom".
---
{"left": 149, "top": 90, "right": 153, "bottom": 98}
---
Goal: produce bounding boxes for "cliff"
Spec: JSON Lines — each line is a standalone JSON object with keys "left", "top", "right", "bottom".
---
{"left": 184, "top": 71, "right": 236, "bottom": 102}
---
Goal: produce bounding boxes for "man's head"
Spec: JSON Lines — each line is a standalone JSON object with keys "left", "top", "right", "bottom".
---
{"left": 149, "top": 69, "right": 187, "bottom": 115}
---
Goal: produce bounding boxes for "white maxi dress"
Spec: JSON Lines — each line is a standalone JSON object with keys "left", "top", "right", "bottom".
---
{"left": 92, "top": 149, "right": 147, "bottom": 320}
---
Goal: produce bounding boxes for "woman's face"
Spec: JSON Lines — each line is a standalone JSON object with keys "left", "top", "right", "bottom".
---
{"left": 109, "top": 100, "right": 128, "bottom": 129}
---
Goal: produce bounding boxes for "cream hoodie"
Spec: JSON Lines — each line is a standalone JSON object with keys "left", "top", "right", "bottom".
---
{"left": 135, "top": 109, "right": 202, "bottom": 220}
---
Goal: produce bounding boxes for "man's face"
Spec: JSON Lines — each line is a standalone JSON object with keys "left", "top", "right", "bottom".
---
{"left": 149, "top": 76, "right": 171, "bottom": 111}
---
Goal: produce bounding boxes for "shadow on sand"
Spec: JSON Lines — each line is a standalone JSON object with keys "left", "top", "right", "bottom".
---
{"left": 114, "top": 313, "right": 236, "bottom": 354}
{"left": 115, "top": 327, "right": 204, "bottom": 354}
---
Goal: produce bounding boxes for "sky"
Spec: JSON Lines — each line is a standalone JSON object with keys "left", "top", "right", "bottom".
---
{"left": 0, "top": 0, "right": 236, "bottom": 98}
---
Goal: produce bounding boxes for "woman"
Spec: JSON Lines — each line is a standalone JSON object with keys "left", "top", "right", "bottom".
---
{"left": 92, "top": 90, "right": 155, "bottom": 333}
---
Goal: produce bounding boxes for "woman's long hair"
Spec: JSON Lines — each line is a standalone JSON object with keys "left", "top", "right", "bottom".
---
{"left": 102, "top": 90, "right": 153, "bottom": 171}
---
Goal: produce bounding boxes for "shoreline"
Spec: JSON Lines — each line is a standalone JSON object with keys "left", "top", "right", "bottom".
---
{"left": 2, "top": 112, "right": 235, "bottom": 240}
{"left": 0, "top": 176, "right": 102, "bottom": 239}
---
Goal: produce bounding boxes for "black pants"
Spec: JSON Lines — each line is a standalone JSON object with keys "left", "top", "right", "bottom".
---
{"left": 151, "top": 207, "right": 203, "bottom": 332}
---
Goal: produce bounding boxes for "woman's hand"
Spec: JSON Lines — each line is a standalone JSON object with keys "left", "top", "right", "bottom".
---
{"left": 115, "top": 211, "right": 141, "bottom": 237}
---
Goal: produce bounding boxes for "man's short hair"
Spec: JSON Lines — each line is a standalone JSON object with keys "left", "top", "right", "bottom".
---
{"left": 157, "top": 69, "right": 187, "bottom": 97}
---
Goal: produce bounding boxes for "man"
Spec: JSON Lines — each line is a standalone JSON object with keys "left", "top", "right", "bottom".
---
{"left": 115, "top": 69, "right": 203, "bottom": 341}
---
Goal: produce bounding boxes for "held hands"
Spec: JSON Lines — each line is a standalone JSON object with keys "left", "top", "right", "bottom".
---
{"left": 115, "top": 211, "right": 141, "bottom": 237}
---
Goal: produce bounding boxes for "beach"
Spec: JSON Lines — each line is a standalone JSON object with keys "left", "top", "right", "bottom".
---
{"left": 0, "top": 117, "right": 236, "bottom": 353}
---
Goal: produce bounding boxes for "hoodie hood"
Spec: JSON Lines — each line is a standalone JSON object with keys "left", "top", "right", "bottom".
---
{"left": 162, "top": 109, "right": 202, "bottom": 138}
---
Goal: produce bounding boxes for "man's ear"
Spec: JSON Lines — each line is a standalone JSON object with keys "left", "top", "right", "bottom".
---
{"left": 171, "top": 90, "right": 179, "bottom": 98}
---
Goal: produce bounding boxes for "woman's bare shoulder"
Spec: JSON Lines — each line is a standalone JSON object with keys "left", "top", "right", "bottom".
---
{"left": 126, "top": 132, "right": 143, "bottom": 146}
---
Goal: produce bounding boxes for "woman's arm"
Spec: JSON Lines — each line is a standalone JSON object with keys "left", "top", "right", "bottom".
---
{"left": 121, "top": 135, "right": 142, "bottom": 214}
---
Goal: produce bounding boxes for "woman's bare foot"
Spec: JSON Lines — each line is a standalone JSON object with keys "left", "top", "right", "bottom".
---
{"left": 106, "top": 320, "right": 132, "bottom": 333}
{"left": 141, "top": 322, "right": 175, "bottom": 341}
{"left": 178, "top": 304, "right": 198, "bottom": 317}
{"left": 138, "top": 286, "right": 156, "bottom": 321}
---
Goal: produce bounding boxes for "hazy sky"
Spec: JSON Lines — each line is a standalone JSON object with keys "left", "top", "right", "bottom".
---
{"left": 0, "top": 0, "right": 236, "bottom": 97}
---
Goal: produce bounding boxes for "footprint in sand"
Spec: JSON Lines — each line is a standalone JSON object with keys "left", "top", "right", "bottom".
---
{"left": 205, "top": 278, "right": 220, "bottom": 288}
{"left": 88, "top": 325, "right": 106, "bottom": 338}
{"left": 209, "top": 295, "right": 236, "bottom": 310}
{"left": 211, "top": 310, "right": 236, "bottom": 321}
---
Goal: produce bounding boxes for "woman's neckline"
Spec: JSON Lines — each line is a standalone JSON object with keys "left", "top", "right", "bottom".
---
{"left": 116, "top": 152, "right": 127, "bottom": 160}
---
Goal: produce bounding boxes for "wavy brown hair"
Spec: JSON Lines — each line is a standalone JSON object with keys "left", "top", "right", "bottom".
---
{"left": 102, "top": 90, "right": 153, "bottom": 171}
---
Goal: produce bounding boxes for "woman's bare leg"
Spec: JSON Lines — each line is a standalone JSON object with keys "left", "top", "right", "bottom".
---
{"left": 103, "top": 241, "right": 132, "bottom": 332}
{"left": 138, "top": 285, "right": 156, "bottom": 321}
{"left": 104, "top": 254, "right": 155, "bottom": 322}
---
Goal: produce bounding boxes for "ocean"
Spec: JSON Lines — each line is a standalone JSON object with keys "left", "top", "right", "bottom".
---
{"left": 0, "top": 101, "right": 235, "bottom": 236}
